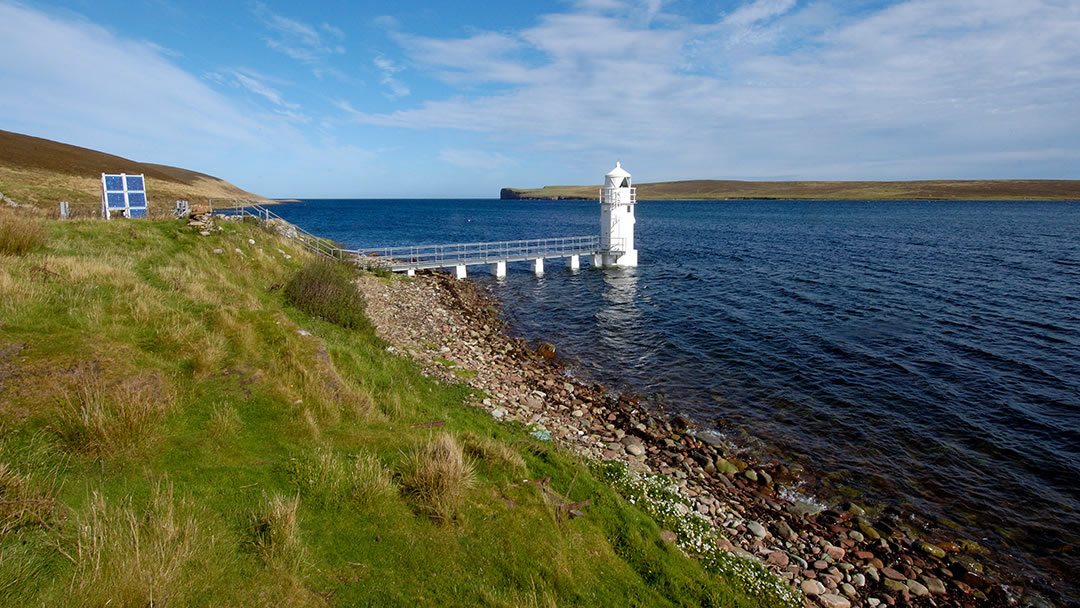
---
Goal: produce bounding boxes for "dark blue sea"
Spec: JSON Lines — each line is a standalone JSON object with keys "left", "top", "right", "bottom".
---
{"left": 267, "top": 198, "right": 1080, "bottom": 600}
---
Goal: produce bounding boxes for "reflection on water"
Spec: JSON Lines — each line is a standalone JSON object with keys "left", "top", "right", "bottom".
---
{"left": 596, "top": 268, "right": 640, "bottom": 353}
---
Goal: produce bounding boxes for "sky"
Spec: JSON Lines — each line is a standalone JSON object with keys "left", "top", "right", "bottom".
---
{"left": 1, "top": 0, "right": 1078, "bottom": 198}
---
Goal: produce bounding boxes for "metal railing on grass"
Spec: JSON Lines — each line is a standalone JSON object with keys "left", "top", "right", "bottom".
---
{"left": 214, "top": 200, "right": 340, "bottom": 259}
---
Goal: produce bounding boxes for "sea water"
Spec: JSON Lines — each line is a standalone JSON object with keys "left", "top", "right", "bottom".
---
{"left": 268, "top": 198, "right": 1080, "bottom": 600}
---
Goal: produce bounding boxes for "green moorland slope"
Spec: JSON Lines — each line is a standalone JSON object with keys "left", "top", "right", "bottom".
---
{"left": 0, "top": 129, "right": 267, "bottom": 210}
{"left": 501, "top": 178, "right": 1080, "bottom": 200}
{"left": 0, "top": 207, "right": 796, "bottom": 607}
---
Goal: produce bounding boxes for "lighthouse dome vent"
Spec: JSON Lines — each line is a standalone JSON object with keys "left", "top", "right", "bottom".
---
{"left": 605, "top": 161, "right": 631, "bottom": 179}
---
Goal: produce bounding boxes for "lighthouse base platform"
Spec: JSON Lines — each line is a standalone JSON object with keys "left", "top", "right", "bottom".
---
{"left": 601, "top": 249, "right": 638, "bottom": 267}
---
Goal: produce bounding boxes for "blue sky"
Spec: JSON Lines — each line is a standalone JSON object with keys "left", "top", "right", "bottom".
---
{"left": 1, "top": 0, "right": 1078, "bottom": 198}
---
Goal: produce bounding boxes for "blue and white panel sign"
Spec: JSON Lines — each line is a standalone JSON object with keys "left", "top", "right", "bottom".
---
{"left": 100, "top": 173, "right": 149, "bottom": 219}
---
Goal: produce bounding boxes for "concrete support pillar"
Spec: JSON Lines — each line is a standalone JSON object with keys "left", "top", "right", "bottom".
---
{"left": 454, "top": 264, "right": 467, "bottom": 280}
{"left": 592, "top": 253, "right": 603, "bottom": 268}
{"left": 406, "top": 268, "right": 416, "bottom": 277}
{"left": 532, "top": 258, "right": 544, "bottom": 275}
{"left": 491, "top": 260, "right": 507, "bottom": 278}
{"left": 568, "top": 254, "right": 580, "bottom": 271}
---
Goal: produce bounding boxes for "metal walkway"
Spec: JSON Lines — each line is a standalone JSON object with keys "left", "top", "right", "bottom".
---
{"left": 334, "top": 236, "right": 601, "bottom": 272}
{"left": 213, "top": 200, "right": 613, "bottom": 275}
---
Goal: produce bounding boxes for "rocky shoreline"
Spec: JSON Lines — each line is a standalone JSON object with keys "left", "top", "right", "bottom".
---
{"left": 356, "top": 269, "right": 1055, "bottom": 608}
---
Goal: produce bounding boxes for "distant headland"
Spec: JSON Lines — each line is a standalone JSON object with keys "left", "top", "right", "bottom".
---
{"left": 501, "top": 179, "right": 1080, "bottom": 201}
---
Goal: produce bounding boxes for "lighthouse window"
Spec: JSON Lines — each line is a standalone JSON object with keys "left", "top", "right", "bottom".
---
{"left": 620, "top": 178, "right": 630, "bottom": 188}
{"left": 627, "top": 206, "right": 631, "bottom": 213}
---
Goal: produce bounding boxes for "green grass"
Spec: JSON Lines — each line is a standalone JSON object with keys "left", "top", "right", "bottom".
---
{"left": 0, "top": 213, "right": 796, "bottom": 606}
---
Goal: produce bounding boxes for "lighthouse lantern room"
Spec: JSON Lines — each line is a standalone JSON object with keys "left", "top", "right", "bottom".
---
{"left": 599, "top": 162, "right": 638, "bottom": 267}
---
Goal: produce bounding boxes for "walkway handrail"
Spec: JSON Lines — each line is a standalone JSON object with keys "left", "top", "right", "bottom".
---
{"left": 333, "top": 235, "right": 601, "bottom": 270}
{"left": 212, "top": 199, "right": 340, "bottom": 259}
{"left": 214, "top": 199, "right": 609, "bottom": 271}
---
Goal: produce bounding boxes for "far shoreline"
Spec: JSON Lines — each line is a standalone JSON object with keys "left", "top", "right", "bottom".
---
{"left": 500, "top": 179, "right": 1080, "bottom": 202}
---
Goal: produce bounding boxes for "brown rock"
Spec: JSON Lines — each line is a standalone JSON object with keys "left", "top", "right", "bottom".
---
{"left": 766, "top": 551, "right": 790, "bottom": 567}
{"left": 824, "top": 545, "right": 846, "bottom": 560}
{"left": 669, "top": 415, "right": 690, "bottom": 433}
{"left": 537, "top": 342, "right": 556, "bottom": 360}
{"left": 817, "top": 594, "right": 852, "bottom": 608}
{"left": 920, "top": 575, "right": 946, "bottom": 595}
{"left": 802, "top": 579, "right": 826, "bottom": 596}
{"left": 957, "top": 570, "right": 990, "bottom": 589}
{"left": 907, "top": 579, "right": 930, "bottom": 597}
{"left": 881, "top": 567, "right": 905, "bottom": 581}
{"left": 883, "top": 579, "right": 907, "bottom": 594}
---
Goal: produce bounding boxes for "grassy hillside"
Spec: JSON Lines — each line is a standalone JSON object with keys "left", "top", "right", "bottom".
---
{"left": 0, "top": 130, "right": 266, "bottom": 210}
{"left": 503, "top": 178, "right": 1080, "bottom": 201}
{"left": 0, "top": 208, "right": 793, "bottom": 607}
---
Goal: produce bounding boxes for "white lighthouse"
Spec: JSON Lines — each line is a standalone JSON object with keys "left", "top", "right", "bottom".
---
{"left": 599, "top": 162, "right": 638, "bottom": 267}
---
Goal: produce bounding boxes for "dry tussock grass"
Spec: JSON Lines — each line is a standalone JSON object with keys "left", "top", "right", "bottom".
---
{"left": 54, "top": 376, "right": 173, "bottom": 455}
{"left": 208, "top": 402, "right": 241, "bottom": 438}
{"left": 351, "top": 450, "right": 395, "bottom": 504}
{"left": 272, "top": 335, "right": 376, "bottom": 427}
{"left": 288, "top": 448, "right": 395, "bottom": 508}
{"left": 185, "top": 326, "right": 228, "bottom": 375}
{"left": 247, "top": 493, "right": 304, "bottom": 571}
{"left": 462, "top": 433, "right": 527, "bottom": 476}
{"left": 300, "top": 408, "right": 320, "bottom": 440}
{"left": 126, "top": 294, "right": 161, "bottom": 325}
{"left": 47, "top": 253, "right": 133, "bottom": 282}
{"left": 0, "top": 209, "right": 46, "bottom": 256}
{"left": 0, "top": 460, "right": 62, "bottom": 536}
{"left": 398, "top": 433, "right": 476, "bottom": 522}
{"left": 0, "top": 260, "right": 46, "bottom": 316}
{"left": 380, "top": 392, "right": 405, "bottom": 420}
{"left": 289, "top": 447, "right": 351, "bottom": 502}
{"left": 344, "top": 388, "right": 378, "bottom": 421}
{"left": 72, "top": 483, "right": 216, "bottom": 607}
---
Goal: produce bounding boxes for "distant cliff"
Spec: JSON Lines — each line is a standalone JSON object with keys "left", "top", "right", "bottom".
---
{"left": 501, "top": 179, "right": 1080, "bottom": 201}
{"left": 500, "top": 187, "right": 593, "bottom": 201}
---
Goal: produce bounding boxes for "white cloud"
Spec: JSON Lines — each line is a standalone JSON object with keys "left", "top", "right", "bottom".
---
{"left": 341, "top": 0, "right": 1080, "bottom": 180}
{"left": 256, "top": 3, "right": 345, "bottom": 64}
{"left": 723, "top": 0, "right": 797, "bottom": 27}
{"left": 321, "top": 23, "right": 345, "bottom": 39}
{"left": 0, "top": 2, "right": 259, "bottom": 148}
{"left": 642, "top": 0, "right": 667, "bottom": 23}
{"left": 0, "top": 2, "right": 377, "bottom": 197}
{"left": 228, "top": 69, "right": 293, "bottom": 107}
{"left": 374, "top": 55, "right": 410, "bottom": 98}
{"left": 372, "top": 15, "right": 400, "bottom": 30}
{"left": 141, "top": 40, "right": 183, "bottom": 57}
{"left": 572, "top": 0, "right": 627, "bottom": 13}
